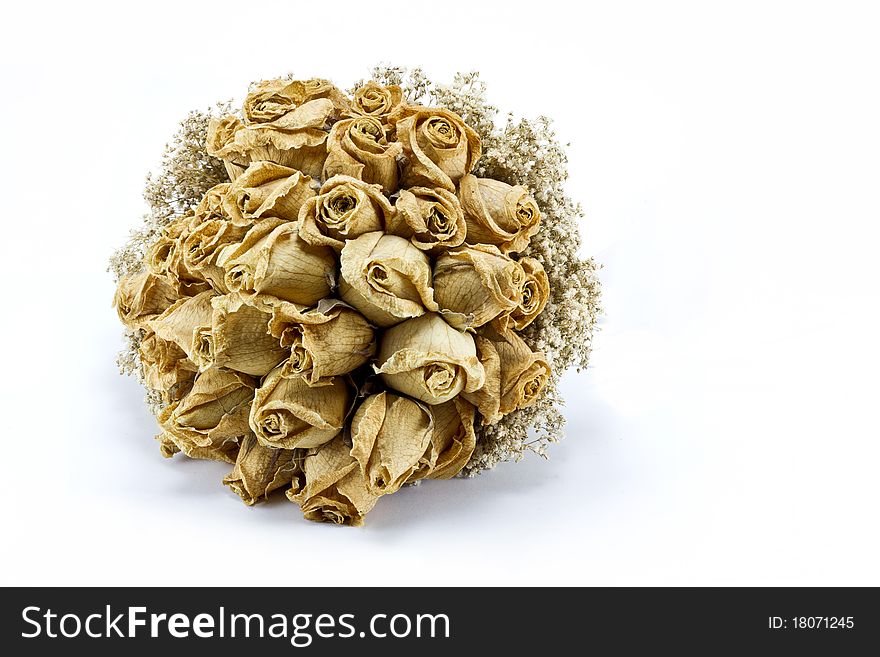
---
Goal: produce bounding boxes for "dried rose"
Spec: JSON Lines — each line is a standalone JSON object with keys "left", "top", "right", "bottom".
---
{"left": 432, "top": 245, "right": 524, "bottom": 330}
{"left": 221, "top": 161, "right": 316, "bottom": 227}
{"left": 148, "top": 291, "right": 215, "bottom": 362}
{"left": 386, "top": 186, "right": 466, "bottom": 254}
{"left": 193, "top": 295, "right": 288, "bottom": 376}
{"left": 298, "top": 175, "right": 392, "bottom": 251}
{"left": 376, "top": 313, "right": 486, "bottom": 405}
{"left": 507, "top": 256, "right": 549, "bottom": 330}
{"left": 350, "top": 392, "right": 433, "bottom": 495}
{"left": 222, "top": 434, "right": 300, "bottom": 506}
{"left": 205, "top": 116, "right": 247, "bottom": 180}
{"left": 393, "top": 107, "right": 481, "bottom": 191}
{"left": 323, "top": 116, "right": 402, "bottom": 194}
{"left": 138, "top": 329, "right": 197, "bottom": 401}
{"left": 459, "top": 174, "right": 541, "bottom": 254}
{"left": 339, "top": 232, "right": 438, "bottom": 327}
{"left": 410, "top": 398, "right": 477, "bottom": 480}
{"left": 113, "top": 271, "right": 180, "bottom": 329}
{"left": 249, "top": 364, "right": 351, "bottom": 449}
{"left": 158, "top": 367, "right": 255, "bottom": 456}
{"left": 349, "top": 82, "right": 405, "bottom": 121}
{"left": 288, "top": 434, "right": 379, "bottom": 526}
{"left": 218, "top": 219, "right": 336, "bottom": 306}
{"left": 243, "top": 78, "right": 348, "bottom": 124}
{"left": 194, "top": 183, "right": 233, "bottom": 224}
{"left": 266, "top": 298, "right": 375, "bottom": 385}
{"left": 463, "top": 324, "right": 551, "bottom": 424}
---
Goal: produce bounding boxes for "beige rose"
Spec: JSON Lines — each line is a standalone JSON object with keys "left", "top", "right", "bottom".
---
{"left": 432, "top": 244, "right": 524, "bottom": 330}
{"left": 265, "top": 298, "right": 376, "bottom": 385}
{"left": 148, "top": 291, "right": 215, "bottom": 362}
{"left": 376, "top": 313, "right": 486, "bottom": 405}
{"left": 298, "top": 175, "right": 392, "bottom": 250}
{"left": 221, "top": 161, "right": 316, "bottom": 227}
{"left": 288, "top": 434, "right": 379, "bottom": 526}
{"left": 459, "top": 174, "right": 541, "bottom": 254}
{"left": 349, "top": 82, "right": 405, "bottom": 121}
{"left": 208, "top": 99, "right": 336, "bottom": 180}
{"left": 138, "top": 329, "right": 197, "bottom": 401}
{"left": 222, "top": 433, "right": 300, "bottom": 506}
{"left": 113, "top": 270, "right": 180, "bottom": 329}
{"left": 145, "top": 215, "right": 215, "bottom": 295}
{"left": 386, "top": 186, "right": 466, "bottom": 254}
{"left": 243, "top": 78, "right": 348, "bottom": 124}
{"left": 410, "top": 398, "right": 477, "bottom": 480}
{"left": 249, "top": 364, "right": 351, "bottom": 449}
{"left": 194, "top": 183, "right": 233, "bottom": 224}
{"left": 218, "top": 219, "right": 336, "bottom": 306}
{"left": 350, "top": 392, "right": 433, "bottom": 495}
{"left": 181, "top": 218, "right": 247, "bottom": 288}
{"left": 155, "top": 431, "right": 241, "bottom": 464}
{"left": 507, "top": 256, "right": 549, "bottom": 330}
{"left": 193, "top": 295, "right": 288, "bottom": 376}
{"left": 463, "top": 324, "right": 551, "bottom": 424}
{"left": 339, "top": 232, "right": 438, "bottom": 327}
{"left": 323, "top": 116, "right": 402, "bottom": 194}
{"left": 158, "top": 367, "right": 255, "bottom": 456}
{"left": 393, "top": 107, "right": 481, "bottom": 191}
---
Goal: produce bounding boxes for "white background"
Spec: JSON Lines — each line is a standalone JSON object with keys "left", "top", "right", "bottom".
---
{"left": 1, "top": 0, "right": 878, "bottom": 586}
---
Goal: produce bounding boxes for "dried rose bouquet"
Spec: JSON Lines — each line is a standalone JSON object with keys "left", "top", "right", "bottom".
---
{"left": 111, "top": 67, "right": 600, "bottom": 526}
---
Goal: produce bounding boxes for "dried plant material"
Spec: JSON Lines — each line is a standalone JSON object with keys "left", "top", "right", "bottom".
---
{"left": 249, "top": 364, "right": 351, "bottom": 449}
{"left": 266, "top": 298, "right": 375, "bottom": 385}
{"left": 158, "top": 367, "right": 255, "bottom": 453}
{"left": 113, "top": 271, "right": 180, "bottom": 329}
{"left": 148, "top": 291, "right": 215, "bottom": 361}
{"left": 138, "top": 329, "right": 197, "bottom": 400}
{"left": 459, "top": 174, "right": 541, "bottom": 254}
{"left": 508, "top": 256, "right": 549, "bottom": 330}
{"left": 339, "top": 232, "right": 439, "bottom": 327}
{"left": 323, "top": 117, "right": 402, "bottom": 194}
{"left": 288, "top": 434, "right": 379, "bottom": 526}
{"left": 433, "top": 244, "right": 524, "bottom": 330}
{"left": 350, "top": 392, "right": 433, "bottom": 495}
{"left": 349, "top": 82, "right": 405, "bottom": 122}
{"left": 464, "top": 324, "right": 551, "bottom": 425}
{"left": 202, "top": 295, "right": 288, "bottom": 376}
{"left": 222, "top": 161, "right": 316, "bottom": 226}
{"left": 218, "top": 219, "right": 336, "bottom": 305}
{"left": 222, "top": 434, "right": 300, "bottom": 506}
{"left": 112, "top": 67, "right": 602, "bottom": 525}
{"left": 387, "top": 186, "right": 466, "bottom": 254}
{"left": 299, "top": 175, "right": 392, "bottom": 250}
{"left": 376, "top": 313, "right": 485, "bottom": 405}
{"left": 413, "top": 398, "right": 477, "bottom": 480}
{"left": 393, "top": 107, "right": 481, "bottom": 191}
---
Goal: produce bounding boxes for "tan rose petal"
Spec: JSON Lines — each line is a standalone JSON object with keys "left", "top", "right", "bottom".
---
{"left": 459, "top": 174, "right": 542, "bottom": 254}
{"left": 376, "top": 313, "right": 486, "bottom": 405}
{"left": 386, "top": 186, "right": 466, "bottom": 254}
{"left": 392, "top": 106, "right": 481, "bottom": 191}
{"left": 218, "top": 219, "right": 336, "bottom": 306}
{"left": 323, "top": 117, "right": 402, "bottom": 194}
{"left": 222, "top": 433, "right": 301, "bottom": 506}
{"left": 288, "top": 434, "right": 379, "bottom": 526}
{"left": 298, "top": 175, "right": 392, "bottom": 251}
{"left": 350, "top": 392, "right": 433, "bottom": 495}
{"left": 339, "top": 232, "right": 439, "bottom": 327}
{"left": 433, "top": 244, "right": 524, "bottom": 329}
{"left": 114, "top": 271, "right": 180, "bottom": 329}
{"left": 249, "top": 364, "right": 351, "bottom": 449}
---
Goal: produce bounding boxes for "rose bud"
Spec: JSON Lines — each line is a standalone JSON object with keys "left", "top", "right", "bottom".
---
{"left": 222, "top": 434, "right": 301, "bottom": 506}
{"left": 218, "top": 219, "right": 336, "bottom": 306}
{"left": 114, "top": 270, "right": 180, "bottom": 329}
{"left": 458, "top": 174, "right": 541, "bottom": 254}
{"left": 339, "top": 232, "right": 439, "bottom": 328}
{"left": 323, "top": 116, "right": 403, "bottom": 194}
{"left": 249, "top": 363, "right": 351, "bottom": 450}
{"left": 432, "top": 245, "right": 524, "bottom": 330}
{"left": 376, "top": 313, "right": 486, "bottom": 405}
{"left": 298, "top": 175, "right": 393, "bottom": 251}
{"left": 463, "top": 324, "right": 551, "bottom": 424}
{"left": 409, "top": 398, "right": 477, "bottom": 481}
{"left": 386, "top": 186, "right": 466, "bottom": 254}
{"left": 393, "top": 107, "right": 481, "bottom": 191}
{"left": 349, "top": 82, "right": 405, "bottom": 121}
{"left": 507, "top": 256, "right": 549, "bottom": 330}
{"left": 287, "top": 434, "right": 379, "bottom": 526}
{"left": 350, "top": 392, "right": 433, "bottom": 496}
